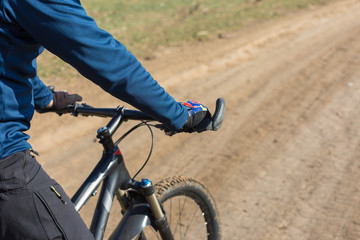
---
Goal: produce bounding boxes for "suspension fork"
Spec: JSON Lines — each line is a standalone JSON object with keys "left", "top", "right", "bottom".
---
{"left": 116, "top": 189, "right": 130, "bottom": 212}
{"left": 127, "top": 179, "right": 174, "bottom": 240}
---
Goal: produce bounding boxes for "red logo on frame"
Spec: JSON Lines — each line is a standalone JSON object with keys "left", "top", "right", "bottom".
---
{"left": 114, "top": 148, "right": 122, "bottom": 155}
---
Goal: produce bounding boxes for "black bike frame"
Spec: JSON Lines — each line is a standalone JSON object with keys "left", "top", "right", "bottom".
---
{"left": 69, "top": 107, "right": 145, "bottom": 240}
{"left": 70, "top": 147, "right": 128, "bottom": 240}
{"left": 69, "top": 108, "right": 165, "bottom": 240}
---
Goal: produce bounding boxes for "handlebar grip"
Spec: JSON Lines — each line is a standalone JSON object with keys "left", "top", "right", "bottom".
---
{"left": 212, "top": 98, "right": 225, "bottom": 130}
{"left": 196, "top": 98, "right": 225, "bottom": 132}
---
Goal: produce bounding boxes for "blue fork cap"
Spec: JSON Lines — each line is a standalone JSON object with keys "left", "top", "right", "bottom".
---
{"left": 140, "top": 179, "right": 152, "bottom": 188}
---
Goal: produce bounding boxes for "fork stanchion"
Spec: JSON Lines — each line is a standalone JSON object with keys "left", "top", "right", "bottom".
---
{"left": 116, "top": 189, "right": 130, "bottom": 213}
{"left": 140, "top": 179, "right": 164, "bottom": 220}
{"left": 140, "top": 179, "right": 174, "bottom": 240}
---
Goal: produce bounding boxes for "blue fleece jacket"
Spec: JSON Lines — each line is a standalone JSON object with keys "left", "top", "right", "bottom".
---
{"left": 0, "top": 0, "right": 188, "bottom": 159}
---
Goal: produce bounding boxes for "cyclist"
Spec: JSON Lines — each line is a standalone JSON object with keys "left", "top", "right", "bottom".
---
{"left": 0, "top": 0, "right": 209, "bottom": 239}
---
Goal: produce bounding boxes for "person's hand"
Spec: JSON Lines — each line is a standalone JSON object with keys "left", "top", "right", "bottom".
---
{"left": 181, "top": 100, "right": 210, "bottom": 133}
{"left": 48, "top": 90, "right": 82, "bottom": 110}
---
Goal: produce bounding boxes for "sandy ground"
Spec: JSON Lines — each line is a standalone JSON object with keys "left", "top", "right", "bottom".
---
{"left": 29, "top": 0, "right": 360, "bottom": 239}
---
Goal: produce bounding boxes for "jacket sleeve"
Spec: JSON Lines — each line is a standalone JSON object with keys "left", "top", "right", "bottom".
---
{"left": 7, "top": 0, "right": 188, "bottom": 130}
{"left": 31, "top": 76, "right": 53, "bottom": 111}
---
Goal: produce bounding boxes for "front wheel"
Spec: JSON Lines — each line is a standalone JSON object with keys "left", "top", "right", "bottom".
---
{"left": 137, "top": 176, "right": 221, "bottom": 240}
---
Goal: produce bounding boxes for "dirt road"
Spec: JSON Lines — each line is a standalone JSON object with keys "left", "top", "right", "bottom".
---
{"left": 29, "top": 0, "right": 360, "bottom": 239}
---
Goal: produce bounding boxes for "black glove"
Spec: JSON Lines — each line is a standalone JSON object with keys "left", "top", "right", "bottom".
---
{"left": 181, "top": 100, "right": 211, "bottom": 133}
{"left": 51, "top": 90, "right": 82, "bottom": 110}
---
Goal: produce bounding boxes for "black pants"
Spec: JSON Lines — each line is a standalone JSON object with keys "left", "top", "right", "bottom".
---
{"left": 0, "top": 150, "right": 94, "bottom": 240}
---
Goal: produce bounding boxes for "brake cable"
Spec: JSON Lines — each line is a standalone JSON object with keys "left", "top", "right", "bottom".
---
{"left": 114, "top": 121, "right": 154, "bottom": 179}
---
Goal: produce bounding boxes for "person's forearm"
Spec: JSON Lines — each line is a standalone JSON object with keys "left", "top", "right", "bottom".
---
{"left": 7, "top": 0, "right": 188, "bottom": 130}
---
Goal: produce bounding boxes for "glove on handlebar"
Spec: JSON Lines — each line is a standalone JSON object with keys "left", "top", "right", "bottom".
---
{"left": 181, "top": 101, "right": 211, "bottom": 133}
{"left": 51, "top": 90, "right": 82, "bottom": 110}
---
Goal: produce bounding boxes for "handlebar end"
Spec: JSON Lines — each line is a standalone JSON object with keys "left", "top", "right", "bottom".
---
{"left": 196, "top": 98, "right": 225, "bottom": 132}
{"left": 212, "top": 98, "right": 225, "bottom": 131}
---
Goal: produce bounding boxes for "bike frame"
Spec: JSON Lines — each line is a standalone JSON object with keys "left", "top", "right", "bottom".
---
{"left": 71, "top": 146, "right": 153, "bottom": 240}
{"left": 69, "top": 108, "right": 171, "bottom": 240}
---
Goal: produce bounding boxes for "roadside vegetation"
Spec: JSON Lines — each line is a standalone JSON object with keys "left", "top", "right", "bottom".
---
{"left": 38, "top": 0, "right": 335, "bottom": 79}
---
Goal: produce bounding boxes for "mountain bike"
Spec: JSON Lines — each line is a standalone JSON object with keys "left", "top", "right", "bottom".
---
{"left": 51, "top": 97, "right": 225, "bottom": 240}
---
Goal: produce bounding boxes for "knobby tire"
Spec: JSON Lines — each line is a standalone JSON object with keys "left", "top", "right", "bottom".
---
{"left": 136, "top": 176, "right": 221, "bottom": 240}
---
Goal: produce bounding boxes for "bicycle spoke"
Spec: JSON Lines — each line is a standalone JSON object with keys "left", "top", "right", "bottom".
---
{"left": 151, "top": 227, "right": 161, "bottom": 240}
{"left": 171, "top": 196, "right": 187, "bottom": 238}
{"left": 182, "top": 200, "right": 200, "bottom": 239}
{"left": 192, "top": 212, "right": 207, "bottom": 239}
{"left": 154, "top": 177, "right": 220, "bottom": 240}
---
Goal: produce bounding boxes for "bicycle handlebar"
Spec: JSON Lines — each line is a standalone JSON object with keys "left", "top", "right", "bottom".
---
{"left": 50, "top": 98, "right": 225, "bottom": 133}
